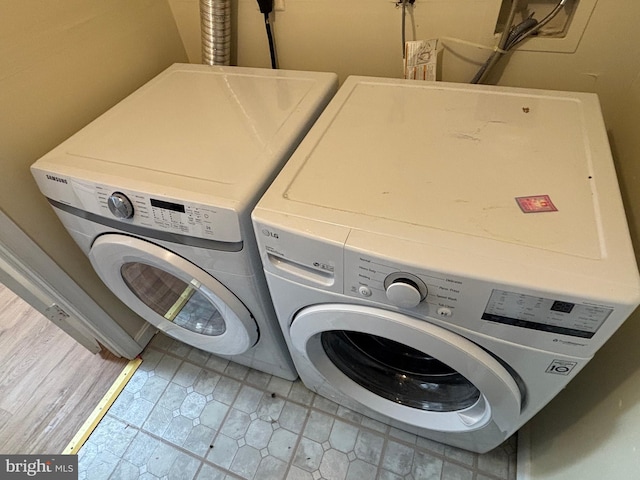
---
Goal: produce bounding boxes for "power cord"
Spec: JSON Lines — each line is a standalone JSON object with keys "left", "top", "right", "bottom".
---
{"left": 398, "top": 0, "right": 416, "bottom": 58}
{"left": 256, "top": 0, "right": 277, "bottom": 69}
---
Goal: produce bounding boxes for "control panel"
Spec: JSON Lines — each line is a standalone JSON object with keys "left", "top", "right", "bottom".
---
{"left": 31, "top": 167, "right": 244, "bottom": 243}
{"left": 344, "top": 253, "right": 464, "bottom": 320}
{"left": 343, "top": 249, "right": 612, "bottom": 348}
{"left": 90, "top": 184, "right": 241, "bottom": 243}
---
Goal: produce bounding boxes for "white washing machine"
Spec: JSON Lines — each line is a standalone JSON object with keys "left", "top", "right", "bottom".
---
{"left": 31, "top": 63, "right": 337, "bottom": 380}
{"left": 252, "top": 76, "right": 640, "bottom": 451}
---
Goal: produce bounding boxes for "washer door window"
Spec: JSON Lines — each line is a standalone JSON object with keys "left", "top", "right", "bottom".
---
{"left": 89, "top": 234, "right": 258, "bottom": 355}
{"left": 290, "top": 304, "right": 522, "bottom": 433}
{"left": 321, "top": 331, "right": 480, "bottom": 412}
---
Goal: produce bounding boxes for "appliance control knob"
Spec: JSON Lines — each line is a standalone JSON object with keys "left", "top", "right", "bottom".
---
{"left": 384, "top": 273, "right": 428, "bottom": 309}
{"left": 107, "top": 192, "right": 134, "bottom": 219}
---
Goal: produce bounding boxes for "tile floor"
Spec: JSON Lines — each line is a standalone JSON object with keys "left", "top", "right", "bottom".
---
{"left": 78, "top": 334, "right": 517, "bottom": 480}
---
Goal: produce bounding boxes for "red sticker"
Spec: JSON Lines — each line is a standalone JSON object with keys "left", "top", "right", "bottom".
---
{"left": 516, "top": 195, "right": 558, "bottom": 213}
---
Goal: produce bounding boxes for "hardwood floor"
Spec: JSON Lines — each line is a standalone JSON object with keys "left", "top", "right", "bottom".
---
{"left": 0, "top": 283, "right": 128, "bottom": 454}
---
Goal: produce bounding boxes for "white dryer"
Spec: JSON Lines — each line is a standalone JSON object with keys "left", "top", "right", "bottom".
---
{"left": 31, "top": 63, "right": 337, "bottom": 380}
{"left": 252, "top": 76, "right": 640, "bottom": 451}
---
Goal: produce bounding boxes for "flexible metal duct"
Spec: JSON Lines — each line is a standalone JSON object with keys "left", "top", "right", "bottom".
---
{"left": 200, "top": 0, "right": 231, "bottom": 65}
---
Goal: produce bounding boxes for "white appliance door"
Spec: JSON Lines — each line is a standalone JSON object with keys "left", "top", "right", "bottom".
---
{"left": 89, "top": 234, "right": 258, "bottom": 355}
{"left": 290, "top": 304, "right": 521, "bottom": 433}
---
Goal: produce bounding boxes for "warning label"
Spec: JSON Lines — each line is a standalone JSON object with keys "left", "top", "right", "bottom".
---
{"left": 516, "top": 195, "right": 558, "bottom": 213}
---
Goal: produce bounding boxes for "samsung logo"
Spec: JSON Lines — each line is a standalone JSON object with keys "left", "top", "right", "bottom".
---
{"left": 46, "top": 175, "right": 68, "bottom": 184}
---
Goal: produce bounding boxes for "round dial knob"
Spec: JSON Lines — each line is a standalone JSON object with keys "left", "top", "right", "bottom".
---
{"left": 384, "top": 273, "right": 428, "bottom": 309}
{"left": 107, "top": 192, "right": 134, "bottom": 219}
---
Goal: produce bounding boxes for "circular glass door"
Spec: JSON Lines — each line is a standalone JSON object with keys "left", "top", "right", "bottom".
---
{"left": 89, "top": 233, "right": 258, "bottom": 355}
{"left": 290, "top": 304, "right": 521, "bottom": 433}
{"left": 120, "top": 262, "right": 227, "bottom": 336}
{"left": 321, "top": 331, "right": 481, "bottom": 412}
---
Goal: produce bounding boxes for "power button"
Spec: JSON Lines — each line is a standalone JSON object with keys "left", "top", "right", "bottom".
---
{"left": 358, "top": 286, "right": 372, "bottom": 297}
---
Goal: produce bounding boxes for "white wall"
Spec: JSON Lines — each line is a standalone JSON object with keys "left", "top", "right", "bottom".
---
{"left": 170, "top": 0, "right": 504, "bottom": 82}
{"left": 0, "top": 1, "right": 188, "bottom": 339}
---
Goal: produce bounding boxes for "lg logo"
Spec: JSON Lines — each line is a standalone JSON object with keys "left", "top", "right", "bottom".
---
{"left": 261, "top": 229, "right": 279, "bottom": 239}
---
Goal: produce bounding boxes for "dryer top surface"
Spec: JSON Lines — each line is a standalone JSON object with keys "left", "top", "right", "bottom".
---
{"left": 34, "top": 64, "right": 336, "bottom": 203}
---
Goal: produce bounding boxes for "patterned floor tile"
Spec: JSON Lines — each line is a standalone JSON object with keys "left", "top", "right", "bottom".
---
{"left": 78, "top": 336, "right": 517, "bottom": 480}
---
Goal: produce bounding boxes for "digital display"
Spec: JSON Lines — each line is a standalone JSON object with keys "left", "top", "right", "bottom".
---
{"left": 482, "top": 289, "right": 612, "bottom": 339}
{"left": 551, "top": 300, "right": 575, "bottom": 314}
{"left": 151, "top": 198, "right": 185, "bottom": 213}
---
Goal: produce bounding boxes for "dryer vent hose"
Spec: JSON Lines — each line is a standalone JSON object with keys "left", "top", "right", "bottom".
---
{"left": 200, "top": 0, "right": 231, "bottom": 65}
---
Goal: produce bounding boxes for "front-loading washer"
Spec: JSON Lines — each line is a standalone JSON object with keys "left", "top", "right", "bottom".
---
{"left": 252, "top": 76, "right": 640, "bottom": 451}
{"left": 31, "top": 63, "right": 337, "bottom": 380}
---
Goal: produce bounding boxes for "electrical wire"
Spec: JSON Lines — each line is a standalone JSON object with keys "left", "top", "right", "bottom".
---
{"left": 471, "top": 0, "right": 520, "bottom": 84}
{"left": 402, "top": 1, "right": 407, "bottom": 57}
{"left": 400, "top": 0, "right": 414, "bottom": 58}
{"left": 507, "top": 0, "right": 568, "bottom": 49}
{"left": 471, "top": 0, "right": 568, "bottom": 84}
{"left": 264, "top": 13, "right": 277, "bottom": 69}
{"left": 256, "top": 0, "right": 277, "bottom": 68}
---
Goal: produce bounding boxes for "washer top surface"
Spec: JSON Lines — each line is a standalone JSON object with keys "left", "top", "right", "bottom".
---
{"left": 256, "top": 77, "right": 639, "bottom": 304}
{"left": 283, "top": 77, "right": 609, "bottom": 259}
{"left": 37, "top": 64, "right": 336, "bottom": 206}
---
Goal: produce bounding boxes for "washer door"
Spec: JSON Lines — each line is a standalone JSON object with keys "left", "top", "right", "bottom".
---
{"left": 89, "top": 234, "right": 258, "bottom": 355}
{"left": 290, "top": 304, "right": 521, "bottom": 433}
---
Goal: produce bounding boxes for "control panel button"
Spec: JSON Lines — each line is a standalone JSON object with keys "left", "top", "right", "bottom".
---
{"left": 383, "top": 272, "right": 428, "bottom": 309}
{"left": 437, "top": 307, "right": 453, "bottom": 317}
{"left": 386, "top": 281, "right": 422, "bottom": 308}
{"left": 358, "top": 286, "right": 372, "bottom": 297}
{"left": 107, "top": 192, "right": 134, "bottom": 219}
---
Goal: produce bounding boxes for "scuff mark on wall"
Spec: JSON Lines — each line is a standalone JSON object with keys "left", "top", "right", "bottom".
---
{"left": 580, "top": 72, "right": 601, "bottom": 87}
